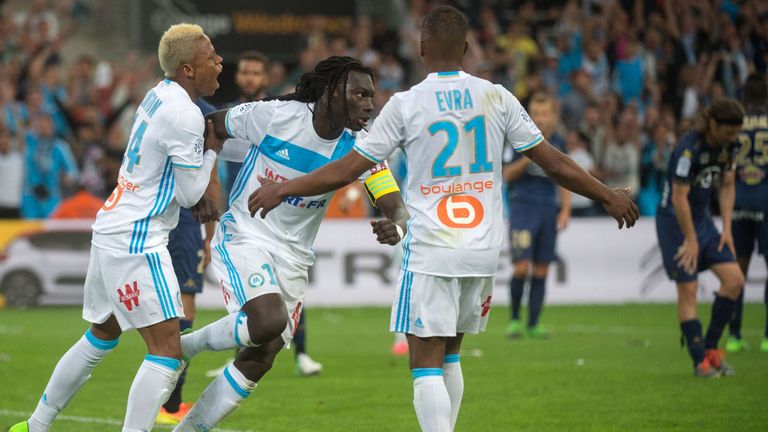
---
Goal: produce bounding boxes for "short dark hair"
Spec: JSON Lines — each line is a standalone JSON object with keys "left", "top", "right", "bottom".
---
{"left": 742, "top": 73, "right": 767, "bottom": 108}
{"left": 421, "top": 6, "right": 468, "bottom": 57}
{"left": 238, "top": 51, "right": 269, "bottom": 67}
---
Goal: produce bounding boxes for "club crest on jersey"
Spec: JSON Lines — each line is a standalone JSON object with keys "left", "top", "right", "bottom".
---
{"left": 248, "top": 272, "right": 265, "bottom": 288}
{"left": 117, "top": 281, "right": 140, "bottom": 311}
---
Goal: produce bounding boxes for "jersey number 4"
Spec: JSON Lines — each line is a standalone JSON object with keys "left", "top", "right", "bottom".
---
{"left": 430, "top": 115, "right": 492, "bottom": 177}
{"left": 126, "top": 120, "right": 148, "bottom": 173}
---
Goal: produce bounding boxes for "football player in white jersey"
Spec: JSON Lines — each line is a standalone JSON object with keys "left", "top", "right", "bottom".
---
{"left": 248, "top": 6, "right": 639, "bottom": 432}
{"left": 172, "top": 56, "right": 409, "bottom": 431}
{"left": 10, "top": 24, "right": 223, "bottom": 432}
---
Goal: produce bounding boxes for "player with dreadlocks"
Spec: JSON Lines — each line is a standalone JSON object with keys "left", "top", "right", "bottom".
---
{"left": 171, "top": 56, "right": 409, "bottom": 430}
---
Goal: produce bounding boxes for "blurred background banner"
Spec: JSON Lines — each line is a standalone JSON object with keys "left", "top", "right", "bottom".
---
{"left": 2, "top": 219, "right": 765, "bottom": 308}
{"left": 137, "top": 0, "right": 356, "bottom": 63}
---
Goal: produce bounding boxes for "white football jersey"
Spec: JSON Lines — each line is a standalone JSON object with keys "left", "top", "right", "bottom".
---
{"left": 355, "top": 71, "right": 542, "bottom": 276}
{"left": 92, "top": 79, "right": 205, "bottom": 253}
{"left": 221, "top": 100, "right": 383, "bottom": 268}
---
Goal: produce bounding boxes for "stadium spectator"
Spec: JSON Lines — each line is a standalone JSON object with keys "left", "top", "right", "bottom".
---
{"left": 0, "top": 124, "right": 24, "bottom": 218}
{"left": 49, "top": 183, "right": 102, "bottom": 219}
{"left": 22, "top": 114, "right": 78, "bottom": 218}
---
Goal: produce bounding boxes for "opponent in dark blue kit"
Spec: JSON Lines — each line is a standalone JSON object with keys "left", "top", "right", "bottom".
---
{"left": 656, "top": 98, "right": 746, "bottom": 377}
{"left": 727, "top": 73, "right": 768, "bottom": 353}
{"left": 502, "top": 93, "right": 571, "bottom": 338}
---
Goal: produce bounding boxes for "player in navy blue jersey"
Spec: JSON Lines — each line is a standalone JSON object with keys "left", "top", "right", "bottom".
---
{"left": 656, "top": 98, "right": 746, "bottom": 377}
{"left": 502, "top": 93, "right": 571, "bottom": 338}
{"left": 726, "top": 73, "right": 768, "bottom": 353}
{"left": 157, "top": 98, "right": 221, "bottom": 425}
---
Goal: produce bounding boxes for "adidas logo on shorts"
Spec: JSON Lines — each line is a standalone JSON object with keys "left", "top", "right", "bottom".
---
{"left": 415, "top": 318, "right": 424, "bottom": 329}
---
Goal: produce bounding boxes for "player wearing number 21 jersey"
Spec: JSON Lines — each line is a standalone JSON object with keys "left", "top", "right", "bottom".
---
{"left": 248, "top": 7, "right": 637, "bottom": 431}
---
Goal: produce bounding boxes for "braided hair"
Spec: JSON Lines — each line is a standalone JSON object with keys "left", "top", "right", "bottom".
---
{"left": 267, "top": 56, "right": 373, "bottom": 130}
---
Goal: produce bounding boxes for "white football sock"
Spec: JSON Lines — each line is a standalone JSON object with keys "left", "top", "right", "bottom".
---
{"left": 181, "top": 311, "right": 254, "bottom": 360}
{"left": 122, "top": 355, "right": 180, "bottom": 432}
{"left": 442, "top": 354, "right": 463, "bottom": 430}
{"left": 412, "top": 368, "right": 451, "bottom": 432}
{"left": 27, "top": 329, "right": 118, "bottom": 432}
{"left": 173, "top": 363, "right": 256, "bottom": 432}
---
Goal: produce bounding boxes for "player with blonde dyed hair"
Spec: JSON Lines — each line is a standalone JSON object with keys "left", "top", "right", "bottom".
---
{"left": 158, "top": 23, "right": 206, "bottom": 77}
{"left": 11, "top": 23, "right": 223, "bottom": 432}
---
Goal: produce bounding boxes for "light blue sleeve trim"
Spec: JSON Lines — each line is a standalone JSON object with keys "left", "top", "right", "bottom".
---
{"left": 516, "top": 135, "right": 543, "bottom": 152}
{"left": 443, "top": 353, "right": 460, "bottom": 364}
{"left": 353, "top": 145, "right": 382, "bottom": 164}
{"left": 145, "top": 354, "right": 181, "bottom": 371}
{"left": 84, "top": 329, "right": 119, "bottom": 350}
{"left": 172, "top": 162, "right": 202, "bottom": 170}
{"left": 411, "top": 368, "right": 444, "bottom": 379}
{"left": 223, "top": 366, "right": 251, "bottom": 398}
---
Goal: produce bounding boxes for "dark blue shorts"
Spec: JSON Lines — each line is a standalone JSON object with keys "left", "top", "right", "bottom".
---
{"left": 732, "top": 209, "right": 768, "bottom": 257}
{"left": 168, "top": 211, "right": 204, "bottom": 294}
{"left": 508, "top": 203, "right": 558, "bottom": 263}
{"left": 655, "top": 212, "right": 735, "bottom": 282}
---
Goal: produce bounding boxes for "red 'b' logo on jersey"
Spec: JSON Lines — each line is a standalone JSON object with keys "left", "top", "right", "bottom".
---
{"left": 117, "top": 281, "right": 140, "bottom": 311}
{"left": 436, "top": 195, "right": 484, "bottom": 228}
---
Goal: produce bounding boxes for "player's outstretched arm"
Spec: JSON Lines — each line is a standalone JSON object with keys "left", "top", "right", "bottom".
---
{"left": 249, "top": 151, "right": 376, "bottom": 218}
{"left": 524, "top": 139, "right": 639, "bottom": 229}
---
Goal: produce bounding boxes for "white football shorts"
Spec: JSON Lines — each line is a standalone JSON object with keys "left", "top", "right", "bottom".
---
{"left": 211, "top": 239, "right": 306, "bottom": 346}
{"left": 390, "top": 270, "right": 494, "bottom": 337}
{"left": 83, "top": 244, "right": 183, "bottom": 331}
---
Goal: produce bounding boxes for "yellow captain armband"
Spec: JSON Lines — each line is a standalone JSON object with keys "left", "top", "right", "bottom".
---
{"left": 364, "top": 167, "right": 400, "bottom": 207}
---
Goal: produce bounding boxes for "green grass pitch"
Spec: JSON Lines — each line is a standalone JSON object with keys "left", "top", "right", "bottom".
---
{"left": 1, "top": 304, "right": 767, "bottom": 431}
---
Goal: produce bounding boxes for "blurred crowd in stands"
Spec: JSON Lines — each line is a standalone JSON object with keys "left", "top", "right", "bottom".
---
{"left": 1, "top": 0, "right": 766, "bottom": 220}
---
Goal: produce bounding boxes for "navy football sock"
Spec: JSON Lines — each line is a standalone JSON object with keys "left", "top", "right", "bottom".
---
{"left": 509, "top": 277, "right": 525, "bottom": 320}
{"left": 764, "top": 279, "right": 768, "bottom": 338}
{"left": 728, "top": 288, "right": 744, "bottom": 338}
{"left": 528, "top": 277, "right": 546, "bottom": 328}
{"left": 705, "top": 294, "right": 737, "bottom": 350}
{"left": 680, "top": 319, "right": 705, "bottom": 366}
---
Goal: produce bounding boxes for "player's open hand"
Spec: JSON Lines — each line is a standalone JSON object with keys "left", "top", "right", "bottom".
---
{"left": 191, "top": 195, "right": 219, "bottom": 223}
{"left": 675, "top": 237, "right": 699, "bottom": 275}
{"left": 203, "top": 119, "right": 224, "bottom": 153}
{"left": 718, "top": 231, "right": 736, "bottom": 257}
{"left": 248, "top": 176, "right": 284, "bottom": 218}
{"left": 601, "top": 187, "right": 639, "bottom": 229}
{"left": 371, "top": 219, "right": 405, "bottom": 246}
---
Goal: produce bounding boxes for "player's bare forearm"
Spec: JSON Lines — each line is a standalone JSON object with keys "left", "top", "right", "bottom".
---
{"left": 524, "top": 140, "right": 611, "bottom": 203}
{"left": 718, "top": 171, "right": 736, "bottom": 233}
{"left": 671, "top": 182, "right": 696, "bottom": 241}
{"left": 376, "top": 192, "right": 410, "bottom": 231}
{"left": 559, "top": 187, "right": 572, "bottom": 212}
{"left": 204, "top": 109, "right": 231, "bottom": 139}
{"left": 502, "top": 158, "right": 531, "bottom": 182}
{"left": 206, "top": 159, "right": 222, "bottom": 209}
